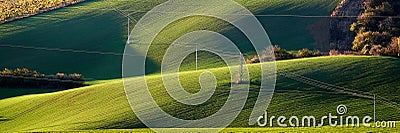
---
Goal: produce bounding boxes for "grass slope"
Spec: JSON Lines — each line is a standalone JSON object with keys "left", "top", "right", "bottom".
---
{"left": 0, "top": 88, "right": 64, "bottom": 99}
{"left": 0, "top": 56, "right": 399, "bottom": 131}
{"left": 0, "top": 0, "right": 340, "bottom": 79}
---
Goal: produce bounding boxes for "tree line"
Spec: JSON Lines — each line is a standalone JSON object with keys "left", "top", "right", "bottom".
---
{"left": 0, "top": 0, "right": 85, "bottom": 23}
{"left": 247, "top": 45, "right": 323, "bottom": 64}
{"left": 350, "top": 0, "right": 400, "bottom": 56}
{"left": 0, "top": 68, "right": 85, "bottom": 89}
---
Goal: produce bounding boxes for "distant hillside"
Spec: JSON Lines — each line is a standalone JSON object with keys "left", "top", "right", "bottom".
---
{"left": 0, "top": 0, "right": 341, "bottom": 79}
{"left": 0, "top": 0, "right": 86, "bottom": 24}
{"left": 0, "top": 56, "right": 399, "bottom": 131}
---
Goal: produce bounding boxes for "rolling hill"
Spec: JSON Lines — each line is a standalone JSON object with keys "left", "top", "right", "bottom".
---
{"left": 0, "top": 56, "right": 399, "bottom": 132}
{"left": 0, "top": 0, "right": 341, "bottom": 80}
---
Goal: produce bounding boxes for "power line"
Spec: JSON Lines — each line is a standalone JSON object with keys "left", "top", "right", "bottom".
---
{"left": 62, "top": 7, "right": 400, "bottom": 18}
{"left": 0, "top": 44, "right": 141, "bottom": 57}
{"left": 0, "top": 41, "right": 242, "bottom": 60}
{"left": 280, "top": 70, "right": 400, "bottom": 110}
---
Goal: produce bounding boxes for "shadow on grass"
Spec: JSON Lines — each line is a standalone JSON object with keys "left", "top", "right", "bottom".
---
{"left": 0, "top": 88, "right": 65, "bottom": 100}
{"left": 0, "top": 116, "right": 9, "bottom": 121}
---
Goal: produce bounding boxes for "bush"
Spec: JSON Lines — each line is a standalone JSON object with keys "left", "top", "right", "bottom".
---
{"left": 247, "top": 46, "right": 323, "bottom": 64}
{"left": 343, "top": 50, "right": 363, "bottom": 55}
{"left": 383, "top": 37, "right": 400, "bottom": 56}
{"left": 69, "top": 73, "right": 83, "bottom": 80}
{"left": 351, "top": 0, "right": 400, "bottom": 54}
{"left": 246, "top": 56, "right": 260, "bottom": 64}
{"left": 329, "top": 50, "right": 341, "bottom": 56}
{"left": 358, "top": 37, "right": 400, "bottom": 56}
{"left": 0, "top": 68, "right": 12, "bottom": 75}
{"left": 271, "top": 45, "right": 295, "bottom": 60}
{"left": 369, "top": 45, "right": 384, "bottom": 56}
{"left": 297, "top": 48, "right": 313, "bottom": 58}
{"left": 0, "top": 68, "right": 39, "bottom": 77}
{"left": 352, "top": 31, "right": 392, "bottom": 51}
{"left": 313, "top": 49, "right": 322, "bottom": 56}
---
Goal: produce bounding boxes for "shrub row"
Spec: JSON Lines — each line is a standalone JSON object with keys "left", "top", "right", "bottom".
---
{"left": 350, "top": 0, "right": 400, "bottom": 57}
{"left": 247, "top": 45, "right": 324, "bottom": 64}
{"left": 0, "top": 68, "right": 85, "bottom": 89}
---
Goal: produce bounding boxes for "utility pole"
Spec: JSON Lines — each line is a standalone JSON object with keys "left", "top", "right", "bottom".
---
{"left": 196, "top": 45, "right": 198, "bottom": 71}
{"left": 239, "top": 53, "right": 243, "bottom": 83}
{"left": 374, "top": 94, "right": 376, "bottom": 123}
{"left": 126, "top": 18, "right": 130, "bottom": 44}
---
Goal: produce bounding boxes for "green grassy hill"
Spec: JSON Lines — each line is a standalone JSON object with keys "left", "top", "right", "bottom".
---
{"left": 0, "top": 0, "right": 340, "bottom": 80}
{"left": 0, "top": 56, "right": 399, "bottom": 131}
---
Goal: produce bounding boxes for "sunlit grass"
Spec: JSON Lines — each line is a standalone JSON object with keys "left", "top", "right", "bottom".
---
{"left": 0, "top": 56, "right": 399, "bottom": 131}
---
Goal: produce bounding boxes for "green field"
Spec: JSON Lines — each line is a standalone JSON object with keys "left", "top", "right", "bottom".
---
{"left": 0, "top": 56, "right": 399, "bottom": 132}
{"left": 2, "top": 0, "right": 398, "bottom": 132}
{"left": 0, "top": 88, "right": 64, "bottom": 99}
{"left": 0, "top": 0, "right": 340, "bottom": 80}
